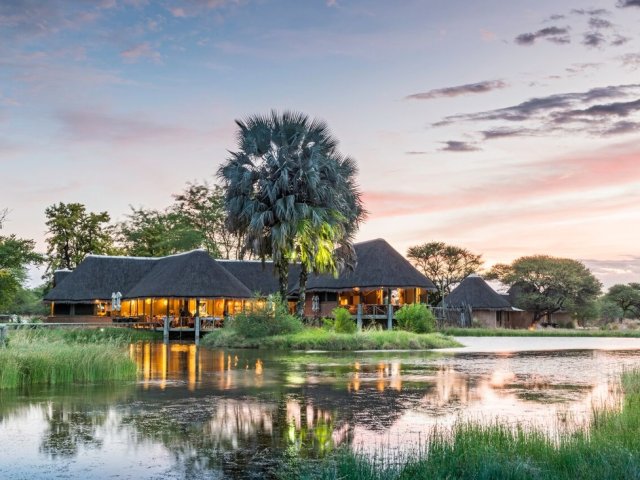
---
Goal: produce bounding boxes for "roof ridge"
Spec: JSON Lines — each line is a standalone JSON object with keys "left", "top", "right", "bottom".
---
{"left": 85, "top": 248, "right": 207, "bottom": 261}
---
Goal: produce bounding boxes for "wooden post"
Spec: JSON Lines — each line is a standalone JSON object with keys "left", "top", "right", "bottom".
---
{"left": 195, "top": 297, "right": 201, "bottom": 345}
{"left": 164, "top": 299, "right": 170, "bottom": 343}
{"left": 0, "top": 325, "right": 6, "bottom": 347}
{"left": 356, "top": 303, "right": 363, "bottom": 332}
{"left": 387, "top": 304, "right": 393, "bottom": 331}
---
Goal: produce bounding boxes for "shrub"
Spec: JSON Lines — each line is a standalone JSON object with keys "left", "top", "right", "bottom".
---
{"left": 331, "top": 307, "right": 357, "bottom": 334}
{"left": 395, "top": 303, "right": 436, "bottom": 333}
{"left": 225, "top": 294, "right": 303, "bottom": 339}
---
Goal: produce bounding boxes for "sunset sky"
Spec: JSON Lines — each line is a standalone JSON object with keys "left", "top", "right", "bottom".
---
{"left": 1, "top": 0, "right": 639, "bottom": 287}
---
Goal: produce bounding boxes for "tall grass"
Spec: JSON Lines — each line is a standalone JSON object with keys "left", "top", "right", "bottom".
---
{"left": 440, "top": 327, "right": 640, "bottom": 338}
{"left": 202, "top": 328, "right": 460, "bottom": 350}
{"left": 284, "top": 370, "right": 640, "bottom": 480}
{"left": 0, "top": 328, "right": 143, "bottom": 389}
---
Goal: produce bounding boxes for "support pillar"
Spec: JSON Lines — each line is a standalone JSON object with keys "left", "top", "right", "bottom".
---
{"left": 356, "top": 303, "right": 363, "bottom": 332}
{"left": 387, "top": 304, "right": 393, "bottom": 331}
{"left": 164, "top": 300, "right": 170, "bottom": 343}
{"left": 195, "top": 297, "right": 201, "bottom": 345}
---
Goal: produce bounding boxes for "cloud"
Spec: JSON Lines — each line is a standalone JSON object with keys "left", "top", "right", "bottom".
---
{"left": 120, "top": 42, "right": 161, "bottom": 63}
{"left": 617, "top": 0, "right": 640, "bottom": 7}
{"left": 405, "top": 80, "right": 507, "bottom": 100}
{"left": 56, "top": 109, "right": 201, "bottom": 144}
{"left": 588, "top": 17, "right": 613, "bottom": 29}
{"left": 602, "top": 121, "right": 640, "bottom": 135}
{"left": 565, "top": 62, "right": 602, "bottom": 75}
{"left": 481, "top": 128, "right": 530, "bottom": 140}
{"left": 545, "top": 14, "right": 566, "bottom": 21}
{"left": 405, "top": 151, "right": 428, "bottom": 155}
{"left": 611, "top": 34, "right": 630, "bottom": 46}
{"left": 439, "top": 141, "right": 480, "bottom": 152}
{"left": 433, "top": 84, "right": 640, "bottom": 127}
{"left": 582, "top": 31, "right": 605, "bottom": 48}
{"left": 572, "top": 8, "right": 611, "bottom": 15}
{"left": 515, "top": 26, "right": 570, "bottom": 46}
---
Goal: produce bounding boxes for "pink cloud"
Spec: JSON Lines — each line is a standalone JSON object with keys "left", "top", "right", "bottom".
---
{"left": 120, "top": 42, "right": 161, "bottom": 63}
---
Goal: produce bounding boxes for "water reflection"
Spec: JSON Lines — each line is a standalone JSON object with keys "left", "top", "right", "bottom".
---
{"left": 2, "top": 340, "right": 640, "bottom": 478}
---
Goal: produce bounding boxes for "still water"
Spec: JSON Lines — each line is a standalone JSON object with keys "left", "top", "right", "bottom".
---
{"left": 2, "top": 337, "right": 640, "bottom": 479}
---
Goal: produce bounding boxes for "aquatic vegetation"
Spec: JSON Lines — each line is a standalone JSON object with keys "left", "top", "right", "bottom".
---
{"left": 283, "top": 370, "right": 640, "bottom": 480}
{"left": 0, "top": 328, "right": 143, "bottom": 389}
{"left": 440, "top": 327, "right": 640, "bottom": 337}
{"left": 202, "top": 328, "right": 460, "bottom": 350}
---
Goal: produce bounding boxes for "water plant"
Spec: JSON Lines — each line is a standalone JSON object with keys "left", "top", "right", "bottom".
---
{"left": 395, "top": 304, "right": 435, "bottom": 334}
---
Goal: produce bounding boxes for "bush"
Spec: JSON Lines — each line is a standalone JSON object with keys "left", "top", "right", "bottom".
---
{"left": 331, "top": 307, "right": 357, "bottom": 334}
{"left": 225, "top": 294, "right": 303, "bottom": 339}
{"left": 395, "top": 303, "right": 436, "bottom": 333}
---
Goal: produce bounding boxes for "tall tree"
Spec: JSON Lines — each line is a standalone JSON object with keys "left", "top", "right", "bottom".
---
{"left": 172, "top": 182, "right": 246, "bottom": 259}
{"left": 604, "top": 283, "right": 640, "bottom": 319}
{"left": 407, "top": 242, "right": 483, "bottom": 305}
{"left": 117, "top": 207, "right": 202, "bottom": 257}
{"left": 487, "top": 255, "right": 602, "bottom": 325}
{"left": 218, "top": 111, "right": 365, "bottom": 308}
{"left": 44, "top": 203, "right": 113, "bottom": 274}
{"left": 0, "top": 210, "right": 43, "bottom": 312}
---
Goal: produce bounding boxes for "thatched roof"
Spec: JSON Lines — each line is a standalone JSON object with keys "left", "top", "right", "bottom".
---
{"left": 126, "top": 250, "right": 252, "bottom": 299}
{"left": 45, "top": 250, "right": 252, "bottom": 303}
{"left": 44, "top": 256, "right": 157, "bottom": 303}
{"left": 442, "top": 275, "right": 515, "bottom": 310}
{"left": 302, "top": 238, "right": 436, "bottom": 292}
{"left": 218, "top": 260, "right": 301, "bottom": 296}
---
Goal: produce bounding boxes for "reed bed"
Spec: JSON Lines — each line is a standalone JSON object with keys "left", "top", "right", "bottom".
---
{"left": 284, "top": 370, "right": 640, "bottom": 480}
{"left": 202, "top": 328, "right": 460, "bottom": 350}
{"left": 440, "top": 327, "right": 640, "bottom": 338}
{"left": 0, "top": 328, "right": 145, "bottom": 389}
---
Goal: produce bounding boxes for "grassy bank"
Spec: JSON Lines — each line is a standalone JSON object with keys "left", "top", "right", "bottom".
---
{"left": 284, "top": 370, "right": 640, "bottom": 480}
{"left": 0, "top": 328, "right": 151, "bottom": 389}
{"left": 202, "top": 328, "right": 460, "bottom": 350}
{"left": 440, "top": 327, "right": 640, "bottom": 337}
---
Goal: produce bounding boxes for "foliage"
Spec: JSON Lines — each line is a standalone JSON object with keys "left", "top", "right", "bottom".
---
{"left": 202, "top": 328, "right": 459, "bottom": 350}
{"left": 599, "top": 298, "right": 625, "bottom": 322}
{"left": 439, "top": 327, "right": 640, "bottom": 337}
{"left": 395, "top": 303, "right": 436, "bottom": 333}
{"left": 0, "top": 213, "right": 44, "bottom": 312}
{"left": 217, "top": 111, "right": 365, "bottom": 305}
{"left": 331, "top": 307, "right": 357, "bottom": 333}
{"left": 223, "top": 294, "right": 303, "bottom": 339}
{"left": 487, "top": 255, "right": 602, "bottom": 325}
{"left": 604, "top": 283, "right": 640, "bottom": 319}
{"left": 284, "top": 369, "right": 640, "bottom": 480}
{"left": 117, "top": 207, "right": 203, "bottom": 257}
{"left": 44, "top": 202, "right": 114, "bottom": 275}
{"left": 0, "top": 328, "right": 146, "bottom": 389}
{"left": 2, "top": 285, "right": 48, "bottom": 315}
{"left": 407, "top": 242, "right": 482, "bottom": 305}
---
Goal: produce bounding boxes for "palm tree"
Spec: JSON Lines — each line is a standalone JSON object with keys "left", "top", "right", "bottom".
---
{"left": 217, "top": 111, "right": 365, "bottom": 312}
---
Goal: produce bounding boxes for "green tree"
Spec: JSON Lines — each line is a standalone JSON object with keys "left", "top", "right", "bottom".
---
{"left": 407, "top": 242, "right": 483, "bottom": 305}
{"left": 0, "top": 211, "right": 44, "bottom": 312}
{"left": 487, "top": 255, "right": 602, "bottom": 325}
{"left": 603, "top": 283, "right": 640, "bottom": 319}
{"left": 44, "top": 203, "right": 114, "bottom": 274}
{"left": 117, "top": 207, "right": 202, "bottom": 257}
{"left": 172, "top": 181, "right": 247, "bottom": 259}
{"left": 218, "top": 111, "right": 365, "bottom": 309}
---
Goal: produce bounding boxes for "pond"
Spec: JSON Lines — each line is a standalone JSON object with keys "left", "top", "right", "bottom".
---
{"left": 2, "top": 337, "right": 640, "bottom": 479}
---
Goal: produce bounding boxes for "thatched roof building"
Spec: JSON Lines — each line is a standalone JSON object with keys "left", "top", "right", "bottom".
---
{"left": 303, "top": 239, "right": 436, "bottom": 292}
{"left": 443, "top": 275, "right": 514, "bottom": 310}
{"left": 218, "top": 260, "right": 301, "bottom": 296}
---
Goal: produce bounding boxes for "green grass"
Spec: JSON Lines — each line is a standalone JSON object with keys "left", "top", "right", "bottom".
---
{"left": 201, "top": 328, "right": 460, "bottom": 350}
{"left": 0, "top": 328, "right": 147, "bottom": 389}
{"left": 440, "top": 327, "right": 640, "bottom": 338}
{"left": 283, "top": 369, "right": 640, "bottom": 480}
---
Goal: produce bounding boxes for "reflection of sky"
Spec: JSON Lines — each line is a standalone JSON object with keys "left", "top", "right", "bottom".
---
{"left": 2, "top": 340, "right": 640, "bottom": 476}
{"left": 1, "top": 1, "right": 640, "bottom": 287}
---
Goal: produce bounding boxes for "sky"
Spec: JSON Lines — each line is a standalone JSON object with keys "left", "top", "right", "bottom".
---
{"left": 1, "top": 0, "right": 640, "bottom": 288}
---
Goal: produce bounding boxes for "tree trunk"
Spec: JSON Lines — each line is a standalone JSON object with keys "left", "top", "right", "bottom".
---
{"left": 296, "top": 263, "right": 308, "bottom": 319}
{"left": 277, "top": 259, "right": 289, "bottom": 303}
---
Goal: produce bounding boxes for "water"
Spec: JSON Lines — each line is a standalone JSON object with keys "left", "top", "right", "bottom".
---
{"left": 2, "top": 337, "right": 640, "bottom": 479}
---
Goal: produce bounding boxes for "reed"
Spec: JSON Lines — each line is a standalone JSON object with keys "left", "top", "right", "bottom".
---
{"left": 0, "top": 328, "right": 143, "bottom": 389}
{"left": 284, "top": 370, "right": 640, "bottom": 480}
{"left": 440, "top": 327, "right": 640, "bottom": 338}
{"left": 202, "top": 328, "right": 460, "bottom": 350}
